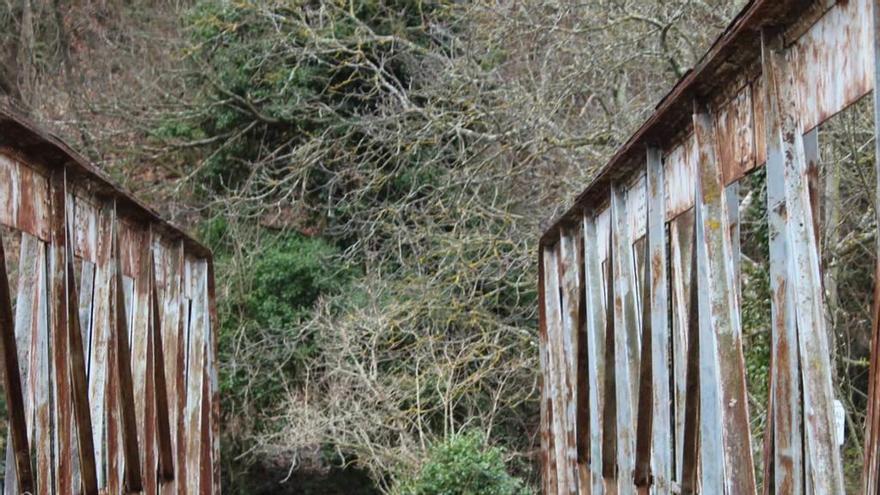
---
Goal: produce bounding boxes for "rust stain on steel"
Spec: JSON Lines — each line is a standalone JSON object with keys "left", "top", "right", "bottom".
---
{"left": 49, "top": 169, "right": 75, "bottom": 495}
{"left": 145, "top": 239, "right": 160, "bottom": 495}
{"left": 576, "top": 226, "right": 591, "bottom": 466}
{"left": 679, "top": 222, "right": 699, "bottom": 495}
{"left": 74, "top": 197, "right": 99, "bottom": 263}
{"left": 694, "top": 107, "right": 756, "bottom": 494}
{"left": 601, "top": 230, "right": 618, "bottom": 485}
{"left": 715, "top": 86, "right": 757, "bottom": 185}
{"left": 0, "top": 224, "right": 34, "bottom": 492}
{"left": 184, "top": 260, "right": 212, "bottom": 493}
{"left": 646, "top": 147, "right": 671, "bottom": 492}
{"left": 633, "top": 231, "right": 653, "bottom": 489}
{"left": 0, "top": 153, "right": 51, "bottom": 243}
{"left": 200, "top": 362, "right": 214, "bottom": 494}
{"left": 663, "top": 135, "right": 698, "bottom": 222}
{"left": 64, "top": 186, "right": 100, "bottom": 494}
{"left": 152, "top": 250, "right": 176, "bottom": 481}
{"left": 4, "top": 234, "right": 41, "bottom": 491}
{"left": 177, "top": 290, "right": 192, "bottom": 494}
{"left": 582, "top": 211, "right": 606, "bottom": 495}
{"left": 112, "top": 209, "right": 144, "bottom": 492}
{"left": 792, "top": 0, "right": 872, "bottom": 133}
{"left": 537, "top": 248, "right": 555, "bottom": 494}
{"left": 762, "top": 30, "right": 804, "bottom": 495}
{"left": 0, "top": 107, "right": 211, "bottom": 258}
{"left": 129, "top": 225, "right": 153, "bottom": 491}
{"left": 90, "top": 204, "right": 114, "bottom": 486}
{"left": 17, "top": 162, "right": 49, "bottom": 241}
{"left": 34, "top": 234, "right": 52, "bottom": 495}
{"left": 0, "top": 110, "right": 217, "bottom": 492}
{"left": 207, "top": 257, "right": 222, "bottom": 493}
{"left": 557, "top": 229, "right": 583, "bottom": 493}
{"left": 751, "top": 76, "right": 768, "bottom": 168}
{"left": 610, "top": 184, "right": 639, "bottom": 494}
{"left": 767, "top": 27, "right": 846, "bottom": 494}
{"left": 543, "top": 244, "right": 576, "bottom": 493}
{"left": 668, "top": 211, "right": 693, "bottom": 485}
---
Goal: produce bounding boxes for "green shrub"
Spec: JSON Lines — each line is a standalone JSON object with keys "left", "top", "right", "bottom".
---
{"left": 213, "top": 227, "right": 351, "bottom": 427}
{"left": 400, "top": 433, "right": 530, "bottom": 495}
{"left": 248, "top": 234, "right": 344, "bottom": 329}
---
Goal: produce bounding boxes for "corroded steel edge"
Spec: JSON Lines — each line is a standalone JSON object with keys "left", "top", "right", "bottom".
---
{"left": 538, "top": 0, "right": 866, "bottom": 248}
{"left": 0, "top": 107, "right": 211, "bottom": 260}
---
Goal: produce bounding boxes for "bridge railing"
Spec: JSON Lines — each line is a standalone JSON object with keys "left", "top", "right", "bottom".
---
{"left": 0, "top": 110, "right": 218, "bottom": 494}
{"left": 538, "top": 0, "right": 880, "bottom": 493}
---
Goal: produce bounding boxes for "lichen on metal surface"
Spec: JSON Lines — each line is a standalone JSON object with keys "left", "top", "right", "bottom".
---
{"left": 537, "top": 0, "right": 880, "bottom": 493}
{"left": 0, "top": 107, "right": 219, "bottom": 494}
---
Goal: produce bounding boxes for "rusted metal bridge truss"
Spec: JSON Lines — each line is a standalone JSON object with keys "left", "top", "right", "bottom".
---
{"left": 538, "top": 0, "right": 880, "bottom": 493}
{"left": 0, "top": 111, "right": 219, "bottom": 493}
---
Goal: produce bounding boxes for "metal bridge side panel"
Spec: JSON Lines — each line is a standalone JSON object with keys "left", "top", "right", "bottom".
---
{"left": 49, "top": 170, "right": 75, "bottom": 494}
{"left": 89, "top": 204, "right": 115, "bottom": 488}
{"left": 543, "top": 245, "right": 572, "bottom": 493}
{"left": 761, "top": 32, "right": 804, "bottom": 495}
{"left": 34, "top": 233, "right": 53, "bottom": 494}
{"left": 768, "top": 30, "right": 846, "bottom": 494}
{"left": 583, "top": 212, "right": 606, "bottom": 495}
{"left": 647, "top": 148, "right": 672, "bottom": 493}
{"left": 668, "top": 211, "right": 693, "bottom": 486}
{"left": 537, "top": 246, "right": 557, "bottom": 495}
{"left": 184, "top": 259, "right": 212, "bottom": 494}
{"left": 610, "top": 184, "right": 639, "bottom": 495}
{"left": 693, "top": 109, "right": 756, "bottom": 495}
{"left": 558, "top": 228, "right": 584, "bottom": 494}
{"left": 4, "top": 234, "right": 42, "bottom": 493}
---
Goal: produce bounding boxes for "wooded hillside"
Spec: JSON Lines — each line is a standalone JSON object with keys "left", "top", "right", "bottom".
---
{"left": 14, "top": 1, "right": 880, "bottom": 493}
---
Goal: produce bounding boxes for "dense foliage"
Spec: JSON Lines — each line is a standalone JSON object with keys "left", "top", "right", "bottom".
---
{"left": 173, "top": 1, "right": 543, "bottom": 490}
{"left": 400, "top": 433, "right": 529, "bottom": 495}
{"left": 7, "top": 0, "right": 830, "bottom": 493}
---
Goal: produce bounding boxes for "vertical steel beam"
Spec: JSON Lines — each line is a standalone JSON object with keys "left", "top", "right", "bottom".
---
{"left": 573, "top": 224, "right": 593, "bottom": 490}
{"left": 634, "top": 233, "right": 653, "bottom": 495}
{"left": 543, "top": 244, "right": 574, "bottom": 493}
{"left": 680, "top": 221, "right": 700, "bottom": 495}
{"left": 763, "top": 36, "right": 804, "bottom": 493}
{"left": 693, "top": 105, "right": 756, "bottom": 494}
{"left": 602, "top": 229, "right": 618, "bottom": 495}
{"left": 207, "top": 256, "right": 221, "bottom": 494}
{"left": 90, "top": 203, "right": 113, "bottom": 488}
{"left": 78, "top": 261, "right": 96, "bottom": 379}
{"left": 0, "top": 231, "right": 34, "bottom": 493}
{"left": 865, "top": 0, "right": 880, "bottom": 490}
{"left": 559, "top": 228, "right": 584, "bottom": 494}
{"left": 32, "top": 235, "right": 51, "bottom": 495}
{"left": 151, "top": 249, "right": 175, "bottom": 482}
{"left": 538, "top": 247, "right": 559, "bottom": 494}
{"left": 4, "top": 234, "right": 42, "bottom": 495}
{"left": 49, "top": 169, "right": 75, "bottom": 494}
{"left": 762, "top": 32, "right": 805, "bottom": 495}
{"left": 161, "top": 239, "right": 184, "bottom": 495}
{"left": 176, "top": 244, "right": 191, "bottom": 495}
{"left": 64, "top": 190, "right": 99, "bottom": 495}
{"left": 647, "top": 147, "right": 672, "bottom": 493}
{"left": 669, "top": 211, "right": 694, "bottom": 487}
{"left": 762, "top": 31, "right": 844, "bottom": 494}
{"left": 185, "top": 259, "right": 212, "bottom": 494}
{"left": 583, "top": 212, "right": 606, "bottom": 495}
{"left": 111, "top": 210, "right": 144, "bottom": 492}
{"left": 610, "top": 184, "right": 639, "bottom": 495}
{"left": 725, "top": 183, "right": 741, "bottom": 306}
